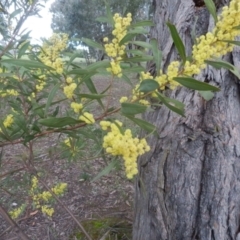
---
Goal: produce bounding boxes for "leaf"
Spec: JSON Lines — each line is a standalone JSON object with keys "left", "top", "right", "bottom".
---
{"left": 205, "top": 59, "right": 240, "bottom": 79}
{"left": 204, "top": 0, "right": 217, "bottom": 24}
{"left": 44, "top": 83, "right": 60, "bottom": 117}
{"left": 106, "top": 2, "right": 114, "bottom": 26}
{"left": 125, "top": 116, "right": 157, "bottom": 134}
{"left": 77, "top": 93, "right": 106, "bottom": 99}
{"left": 121, "top": 103, "right": 147, "bottom": 115}
{"left": 166, "top": 22, "right": 186, "bottom": 62}
{"left": 85, "top": 60, "right": 110, "bottom": 72}
{"left": 150, "top": 38, "right": 162, "bottom": 75}
{"left": 131, "top": 41, "right": 153, "bottom": 49}
{"left": 156, "top": 92, "right": 185, "bottom": 116}
{"left": 198, "top": 91, "right": 215, "bottom": 100}
{"left": 205, "top": 59, "right": 234, "bottom": 70}
{"left": 121, "top": 74, "right": 133, "bottom": 86}
{"left": 123, "top": 55, "right": 153, "bottom": 63}
{"left": 128, "top": 27, "right": 149, "bottom": 34}
{"left": 233, "top": 25, "right": 240, "bottom": 30}
{"left": 173, "top": 77, "right": 220, "bottom": 91}
{"left": 9, "top": 8, "right": 22, "bottom": 19}
{"left": 18, "top": 41, "right": 30, "bottom": 59}
{"left": 82, "top": 74, "right": 104, "bottom": 109}
{"left": 96, "top": 16, "right": 110, "bottom": 23}
{"left": 138, "top": 79, "right": 159, "bottom": 93}
{"left": 126, "top": 49, "right": 145, "bottom": 56}
{"left": 122, "top": 66, "right": 145, "bottom": 73}
{"left": 119, "top": 33, "right": 138, "bottom": 45}
{"left": 38, "top": 117, "right": 79, "bottom": 128}
{"left": 82, "top": 38, "right": 104, "bottom": 50}
{"left": 221, "top": 40, "right": 240, "bottom": 47}
{"left": 91, "top": 158, "right": 118, "bottom": 182}
{"left": 68, "top": 68, "right": 88, "bottom": 75}
{"left": 130, "top": 20, "right": 154, "bottom": 28}
{"left": 1, "top": 59, "right": 52, "bottom": 70}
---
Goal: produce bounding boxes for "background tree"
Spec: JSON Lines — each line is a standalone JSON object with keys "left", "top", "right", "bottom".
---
{"left": 133, "top": 0, "right": 240, "bottom": 239}
{"left": 50, "top": 0, "right": 151, "bottom": 45}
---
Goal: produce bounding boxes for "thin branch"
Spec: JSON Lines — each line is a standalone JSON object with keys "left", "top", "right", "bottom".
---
{"left": 0, "top": 204, "right": 31, "bottom": 240}
{"left": 35, "top": 174, "right": 92, "bottom": 240}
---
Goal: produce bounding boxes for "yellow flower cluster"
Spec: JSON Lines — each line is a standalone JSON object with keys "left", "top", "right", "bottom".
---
{"left": 0, "top": 89, "right": 18, "bottom": 97}
{"left": 71, "top": 102, "right": 83, "bottom": 113}
{"left": 40, "top": 33, "right": 68, "bottom": 74}
{"left": 64, "top": 137, "right": 71, "bottom": 147}
{"left": 63, "top": 83, "right": 77, "bottom": 99}
{"left": 105, "top": 13, "right": 132, "bottom": 77}
{"left": 155, "top": 0, "right": 240, "bottom": 90}
{"left": 9, "top": 204, "right": 26, "bottom": 219}
{"left": 41, "top": 205, "right": 54, "bottom": 217}
{"left": 29, "top": 176, "right": 67, "bottom": 217}
{"left": 100, "top": 120, "right": 150, "bottom": 179}
{"left": 1, "top": 114, "right": 14, "bottom": 131}
{"left": 130, "top": 0, "right": 239, "bottom": 95}
{"left": 131, "top": 72, "right": 152, "bottom": 103}
{"left": 79, "top": 112, "right": 95, "bottom": 124}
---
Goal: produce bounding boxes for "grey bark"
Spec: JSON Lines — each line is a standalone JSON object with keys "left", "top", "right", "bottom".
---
{"left": 133, "top": 0, "right": 240, "bottom": 240}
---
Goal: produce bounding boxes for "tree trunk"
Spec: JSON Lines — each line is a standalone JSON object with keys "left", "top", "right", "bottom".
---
{"left": 133, "top": 0, "right": 240, "bottom": 239}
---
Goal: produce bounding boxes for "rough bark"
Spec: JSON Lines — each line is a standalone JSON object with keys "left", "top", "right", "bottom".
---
{"left": 133, "top": 0, "right": 240, "bottom": 239}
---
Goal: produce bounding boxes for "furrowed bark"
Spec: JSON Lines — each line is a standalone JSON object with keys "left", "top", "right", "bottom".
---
{"left": 133, "top": 0, "right": 240, "bottom": 239}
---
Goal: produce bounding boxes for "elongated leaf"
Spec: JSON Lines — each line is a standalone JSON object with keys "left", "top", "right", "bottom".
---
{"left": 44, "top": 83, "right": 60, "bottom": 117}
{"left": 96, "top": 16, "right": 110, "bottom": 23}
{"left": 77, "top": 93, "right": 106, "bottom": 99}
{"left": 150, "top": 38, "right": 162, "bottom": 75}
{"left": 106, "top": 2, "right": 114, "bottom": 26}
{"left": 130, "top": 20, "right": 154, "bottom": 28}
{"left": 82, "top": 38, "right": 104, "bottom": 50}
{"left": 68, "top": 68, "right": 88, "bottom": 75}
{"left": 221, "top": 40, "right": 240, "bottom": 47}
{"left": 205, "top": 59, "right": 240, "bottom": 79}
{"left": 166, "top": 22, "right": 186, "bottom": 62}
{"left": 199, "top": 91, "right": 214, "bottom": 100}
{"left": 119, "top": 33, "right": 138, "bottom": 45}
{"left": 39, "top": 117, "right": 79, "bottom": 128}
{"left": 92, "top": 158, "right": 118, "bottom": 182}
{"left": 122, "top": 66, "right": 145, "bottom": 73}
{"left": 82, "top": 74, "right": 104, "bottom": 109}
{"left": 233, "top": 25, "right": 240, "bottom": 30}
{"left": 125, "top": 116, "right": 157, "bottom": 134}
{"left": 131, "top": 41, "right": 152, "bottom": 49}
{"left": 138, "top": 79, "right": 159, "bottom": 93}
{"left": 204, "top": 0, "right": 217, "bottom": 24}
{"left": 10, "top": 9, "right": 22, "bottom": 19}
{"left": 85, "top": 60, "right": 110, "bottom": 72}
{"left": 18, "top": 41, "right": 30, "bottom": 59}
{"left": 126, "top": 49, "right": 145, "bottom": 56}
{"left": 121, "top": 102, "right": 147, "bottom": 115}
{"left": 128, "top": 27, "right": 149, "bottom": 34}
{"left": 1, "top": 59, "right": 52, "bottom": 70}
{"left": 205, "top": 59, "right": 234, "bottom": 70}
{"left": 123, "top": 55, "right": 153, "bottom": 63}
{"left": 121, "top": 74, "right": 133, "bottom": 86}
{"left": 173, "top": 77, "right": 220, "bottom": 91}
{"left": 157, "top": 92, "right": 185, "bottom": 116}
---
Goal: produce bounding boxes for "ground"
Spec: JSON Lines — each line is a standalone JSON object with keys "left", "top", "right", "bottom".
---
{"left": 0, "top": 73, "right": 137, "bottom": 240}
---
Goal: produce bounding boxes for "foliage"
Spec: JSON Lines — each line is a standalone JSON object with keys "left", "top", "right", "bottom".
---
{"left": 50, "top": 0, "right": 150, "bottom": 45}
{"left": 0, "top": 0, "right": 240, "bottom": 238}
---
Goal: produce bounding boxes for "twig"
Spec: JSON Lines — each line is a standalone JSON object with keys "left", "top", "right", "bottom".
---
{"left": 35, "top": 174, "right": 92, "bottom": 240}
{"left": 0, "top": 204, "right": 31, "bottom": 240}
{"left": 0, "top": 167, "right": 25, "bottom": 179}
